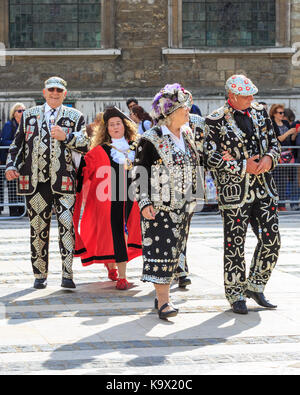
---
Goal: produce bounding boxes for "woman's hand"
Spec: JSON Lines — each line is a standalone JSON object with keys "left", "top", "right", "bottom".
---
{"left": 142, "top": 205, "right": 156, "bottom": 220}
{"left": 278, "top": 128, "right": 296, "bottom": 143}
{"left": 290, "top": 127, "right": 300, "bottom": 141}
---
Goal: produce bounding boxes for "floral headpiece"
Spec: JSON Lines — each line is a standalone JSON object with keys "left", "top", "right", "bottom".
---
{"left": 150, "top": 83, "right": 192, "bottom": 124}
{"left": 226, "top": 75, "right": 258, "bottom": 96}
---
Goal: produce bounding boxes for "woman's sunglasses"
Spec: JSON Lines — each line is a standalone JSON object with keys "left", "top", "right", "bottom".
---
{"left": 277, "top": 111, "right": 284, "bottom": 115}
{"left": 15, "top": 109, "right": 25, "bottom": 113}
{"left": 48, "top": 87, "right": 64, "bottom": 93}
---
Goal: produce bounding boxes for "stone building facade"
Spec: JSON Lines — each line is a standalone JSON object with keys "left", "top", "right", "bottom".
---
{"left": 1, "top": 0, "right": 300, "bottom": 127}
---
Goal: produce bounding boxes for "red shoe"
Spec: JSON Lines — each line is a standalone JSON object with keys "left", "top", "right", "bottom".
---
{"left": 105, "top": 264, "right": 118, "bottom": 281}
{"left": 116, "top": 278, "right": 129, "bottom": 290}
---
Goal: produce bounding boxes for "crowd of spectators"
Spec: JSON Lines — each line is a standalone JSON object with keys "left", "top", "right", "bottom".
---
{"left": 1, "top": 99, "right": 300, "bottom": 217}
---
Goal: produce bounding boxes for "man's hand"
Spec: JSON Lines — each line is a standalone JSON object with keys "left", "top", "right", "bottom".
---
{"left": 246, "top": 154, "right": 260, "bottom": 175}
{"left": 142, "top": 205, "right": 156, "bottom": 220}
{"left": 51, "top": 125, "right": 67, "bottom": 141}
{"left": 6, "top": 170, "right": 20, "bottom": 181}
{"left": 256, "top": 155, "right": 273, "bottom": 175}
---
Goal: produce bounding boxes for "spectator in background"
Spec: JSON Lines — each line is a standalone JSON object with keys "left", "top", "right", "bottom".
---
{"left": 190, "top": 103, "right": 202, "bottom": 117}
{"left": 126, "top": 98, "right": 139, "bottom": 115}
{"left": 270, "top": 104, "right": 298, "bottom": 146}
{"left": 0, "top": 102, "right": 26, "bottom": 216}
{"left": 270, "top": 104, "right": 300, "bottom": 211}
{"left": 283, "top": 108, "right": 296, "bottom": 127}
{"left": 290, "top": 119, "right": 300, "bottom": 210}
{"left": 86, "top": 112, "right": 104, "bottom": 138}
{"left": 129, "top": 105, "right": 153, "bottom": 135}
{"left": 0, "top": 128, "right": 3, "bottom": 214}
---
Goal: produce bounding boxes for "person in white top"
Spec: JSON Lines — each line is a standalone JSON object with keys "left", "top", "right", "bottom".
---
{"left": 129, "top": 105, "right": 153, "bottom": 135}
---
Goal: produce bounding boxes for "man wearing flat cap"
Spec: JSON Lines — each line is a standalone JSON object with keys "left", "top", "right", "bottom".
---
{"left": 5, "top": 76, "right": 90, "bottom": 289}
{"left": 204, "top": 75, "right": 281, "bottom": 314}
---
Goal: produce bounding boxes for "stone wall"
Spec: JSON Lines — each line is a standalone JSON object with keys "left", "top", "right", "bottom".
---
{"left": 1, "top": 0, "right": 300, "bottom": 128}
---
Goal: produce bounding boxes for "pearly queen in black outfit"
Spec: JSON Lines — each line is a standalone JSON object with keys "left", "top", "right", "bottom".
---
{"left": 133, "top": 84, "right": 204, "bottom": 298}
{"left": 204, "top": 75, "right": 281, "bottom": 314}
{"left": 135, "top": 126, "right": 201, "bottom": 284}
{"left": 5, "top": 77, "right": 90, "bottom": 289}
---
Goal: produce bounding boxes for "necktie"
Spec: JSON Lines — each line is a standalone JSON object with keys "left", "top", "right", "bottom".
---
{"left": 49, "top": 108, "right": 56, "bottom": 131}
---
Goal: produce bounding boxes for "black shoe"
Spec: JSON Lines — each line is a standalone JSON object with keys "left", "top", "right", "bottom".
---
{"left": 34, "top": 278, "right": 47, "bottom": 289}
{"left": 178, "top": 276, "right": 192, "bottom": 289}
{"left": 231, "top": 300, "right": 248, "bottom": 315}
{"left": 158, "top": 303, "right": 178, "bottom": 320}
{"left": 245, "top": 290, "right": 277, "bottom": 309}
{"left": 155, "top": 298, "right": 178, "bottom": 312}
{"left": 61, "top": 278, "right": 76, "bottom": 289}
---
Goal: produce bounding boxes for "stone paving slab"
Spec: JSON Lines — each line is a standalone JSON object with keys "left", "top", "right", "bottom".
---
{"left": 0, "top": 214, "right": 300, "bottom": 374}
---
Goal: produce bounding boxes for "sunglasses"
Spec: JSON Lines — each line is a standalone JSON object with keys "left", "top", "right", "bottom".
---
{"left": 15, "top": 109, "right": 25, "bottom": 113}
{"left": 48, "top": 87, "right": 64, "bottom": 93}
{"left": 277, "top": 111, "right": 284, "bottom": 115}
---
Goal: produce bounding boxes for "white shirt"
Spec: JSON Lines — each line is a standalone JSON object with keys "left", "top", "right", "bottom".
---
{"left": 111, "top": 137, "right": 135, "bottom": 165}
{"left": 44, "top": 103, "right": 61, "bottom": 128}
{"left": 161, "top": 125, "right": 186, "bottom": 153}
{"left": 138, "top": 120, "right": 152, "bottom": 135}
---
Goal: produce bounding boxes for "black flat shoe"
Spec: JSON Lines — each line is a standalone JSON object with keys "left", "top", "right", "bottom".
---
{"left": 245, "top": 290, "right": 277, "bottom": 309}
{"left": 61, "top": 278, "right": 76, "bottom": 289}
{"left": 34, "top": 278, "right": 47, "bottom": 289}
{"left": 231, "top": 300, "right": 248, "bottom": 315}
{"left": 158, "top": 303, "right": 178, "bottom": 320}
{"left": 178, "top": 276, "right": 192, "bottom": 289}
{"left": 154, "top": 298, "right": 178, "bottom": 312}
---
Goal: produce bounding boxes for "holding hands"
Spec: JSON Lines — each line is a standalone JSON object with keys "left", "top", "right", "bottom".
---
{"left": 246, "top": 154, "right": 272, "bottom": 175}
{"left": 50, "top": 125, "right": 67, "bottom": 141}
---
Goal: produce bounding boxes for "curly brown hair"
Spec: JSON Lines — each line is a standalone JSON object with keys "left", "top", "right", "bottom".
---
{"left": 269, "top": 104, "right": 285, "bottom": 119}
{"left": 91, "top": 117, "right": 138, "bottom": 149}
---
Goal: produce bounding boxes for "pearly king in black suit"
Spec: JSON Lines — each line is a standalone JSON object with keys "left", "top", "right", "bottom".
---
{"left": 204, "top": 100, "right": 281, "bottom": 305}
{"left": 6, "top": 103, "right": 90, "bottom": 281}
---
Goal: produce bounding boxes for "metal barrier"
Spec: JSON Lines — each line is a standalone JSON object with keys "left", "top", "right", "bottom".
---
{"left": 0, "top": 146, "right": 26, "bottom": 219}
{"left": 1, "top": 145, "right": 300, "bottom": 217}
{"left": 273, "top": 146, "right": 300, "bottom": 210}
{"left": 198, "top": 146, "right": 300, "bottom": 213}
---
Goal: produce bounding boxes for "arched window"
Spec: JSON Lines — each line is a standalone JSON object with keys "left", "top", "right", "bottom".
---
{"left": 9, "top": 0, "right": 102, "bottom": 48}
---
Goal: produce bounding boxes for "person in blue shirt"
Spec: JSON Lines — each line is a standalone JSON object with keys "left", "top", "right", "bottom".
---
{"left": 190, "top": 103, "right": 202, "bottom": 117}
{"left": 129, "top": 105, "right": 153, "bottom": 135}
{"left": 0, "top": 102, "right": 26, "bottom": 216}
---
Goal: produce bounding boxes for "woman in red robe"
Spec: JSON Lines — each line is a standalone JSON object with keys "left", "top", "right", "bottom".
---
{"left": 74, "top": 107, "right": 142, "bottom": 290}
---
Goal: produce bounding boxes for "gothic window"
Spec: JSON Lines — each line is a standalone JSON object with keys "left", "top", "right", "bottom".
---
{"left": 182, "top": 0, "right": 276, "bottom": 47}
{"left": 9, "top": 0, "right": 102, "bottom": 48}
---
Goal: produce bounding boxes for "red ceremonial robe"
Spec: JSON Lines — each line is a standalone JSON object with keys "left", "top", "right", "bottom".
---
{"left": 74, "top": 144, "right": 142, "bottom": 266}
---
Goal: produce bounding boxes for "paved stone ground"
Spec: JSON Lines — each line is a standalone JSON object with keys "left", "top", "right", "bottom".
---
{"left": 0, "top": 212, "right": 299, "bottom": 375}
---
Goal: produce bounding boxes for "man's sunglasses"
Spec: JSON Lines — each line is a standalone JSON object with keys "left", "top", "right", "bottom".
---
{"left": 48, "top": 87, "right": 64, "bottom": 93}
{"left": 15, "top": 109, "right": 25, "bottom": 113}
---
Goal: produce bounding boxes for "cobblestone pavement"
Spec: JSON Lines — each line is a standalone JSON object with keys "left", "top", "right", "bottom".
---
{"left": 0, "top": 213, "right": 299, "bottom": 375}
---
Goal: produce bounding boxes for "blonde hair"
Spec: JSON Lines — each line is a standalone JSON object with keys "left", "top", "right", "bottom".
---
{"left": 91, "top": 117, "right": 138, "bottom": 149}
{"left": 9, "top": 102, "right": 26, "bottom": 120}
